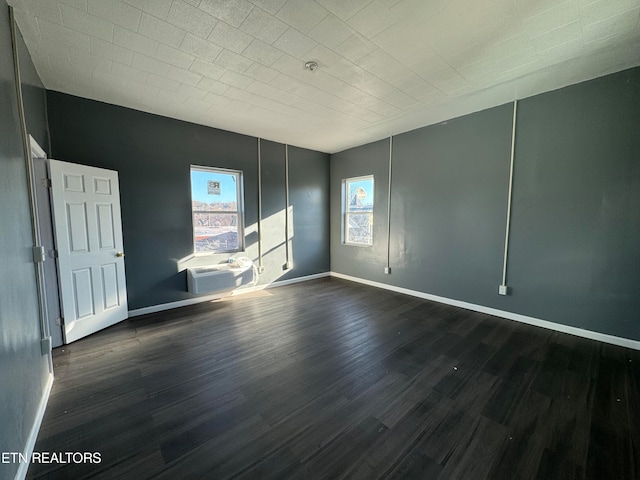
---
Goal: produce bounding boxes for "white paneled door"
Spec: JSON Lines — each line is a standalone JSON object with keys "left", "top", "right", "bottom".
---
{"left": 49, "top": 160, "right": 128, "bottom": 343}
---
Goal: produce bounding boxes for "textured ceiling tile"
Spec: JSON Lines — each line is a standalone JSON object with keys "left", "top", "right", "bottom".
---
{"left": 316, "top": 0, "right": 374, "bottom": 21}
{"left": 59, "top": 3, "right": 113, "bottom": 42}
{"left": 180, "top": 33, "right": 223, "bottom": 62}
{"left": 214, "top": 48, "right": 254, "bottom": 72}
{"left": 208, "top": 21, "right": 254, "bottom": 54}
{"left": 184, "top": 95, "right": 213, "bottom": 111}
{"left": 127, "top": 78, "right": 160, "bottom": 97}
{"left": 308, "top": 14, "right": 354, "bottom": 49}
{"left": 204, "top": 91, "right": 234, "bottom": 106}
{"left": 13, "top": 0, "right": 640, "bottom": 153}
{"left": 372, "top": 21, "right": 431, "bottom": 66}
{"left": 270, "top": 52, "right": 303, "bottom": 75}
{"left": 132, "top": 52, "right": 171, "bottom": 76}
{"left": 242, "top": 39, "right": 284, "bottom": 65}
{"left": 536, "top": 37, "right": 585, "bottom": 64}
{"left": 155, "top": 43, "right": 196, "bottom": 69}
{"left": 138, "top": 13, "right": 187, "bottom": 48}
{"left": 198, "top": 0, "right": 254, "bottom": 28}
{"left": 219, "top": 70, "right": 253, "bottom": 88}
{"left": 582, "top": 8, "right": 640, "bottom": 44}
{"left": 334, "top": 33, "right": 376, "bottom": 62}
{"left": 147, "top": 72, "right": 181, "bottom": 91}
{"left": 358, "top": 48, "right": 410, "bottom": 83}
{"left": 122, "top": 0, "right": 172, "bottom": 20}
{"left": 158, "top": 89, "right": 188, "bottom": 104}
{"left": 456, "top": 56, "right": 498, "bottom": 81}
{"left": 111, "top": 60, "right": 149, "bottom": 82}
{"left": 113, "top": 25, "right": 157, "bottom": 56}
{"left": 90, "top": 37, "right": 135, "bottom": 64}
{"left": 239, "top": 7, "right": 288, "bottom": 44}
{"left": 168, "top": 66, "right": 203, "bottom": 86}
{"left": 273, "top": 28, "right": 317, "bottom": 58}
{"left": 58, "top": 0, "right": 88, "bottom": 11}
{"left": 400, "top": 46, "right": 450, "bottom": 79}
{"left": 244, "top": 63, "right": 280, "bottom": 82}
{"left": 167, "top": 1, "right": 218, "bottom": 39}
{"left": 580, "top": 0, "right": 640, "bottom": 25}
{"left": 190, "top": 58, "right": 226, "bottom": 80}
{"left": 92, "top": 69, "right": 128, "bottom": 90}
{"left": 304, "top": 44, "right": 341, "bottom": 66}
{"left": 20, "top": 0, "right": 63, "bottom": 24}
{"left": 494, "top": 47, "right": 541, "bottom": 74}
{"left": 347, "top": 0, "right": 398, "bottom": 37}
{"left": 532, "top": 21, "right": 583, "bottom": 52}
{"left": 248, "top": 0, "right": 287, "bottom": 15}
{"left": 482, "top": 32, "right": 531, "bottom": 63}
{"left": 522, "top": 1, "right": 580, "bottom": 35}
{"left": 37, "top": 17, "right": 90, "bottom": 51}
{"left": 68, "top": 46, "right": 112, "bottom": 73}
{"left": 224, "top": 86, "right": 301, "bottom": 119}
{"left": 198, "top": 76, "right": 230, "bottom": 94}
{"left": 178, "top": 83, "right": 208, "bottom": 99}
{"left": 276, "top": 0, "right": 328, "bottom": 33}
{"left": 87, "top": 0, "right": 141, "bottom": 31}
{"left": 324, "top": 57, "right": 368, "bottom": 84}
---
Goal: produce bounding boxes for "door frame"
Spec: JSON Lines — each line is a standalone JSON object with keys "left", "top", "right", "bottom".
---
{"left": 29, "top": 135, "right": 64, "bottom": 348}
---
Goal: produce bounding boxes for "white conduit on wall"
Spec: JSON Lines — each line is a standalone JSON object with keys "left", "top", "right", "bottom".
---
{"left": 500, "top": 100, "right": 518, "bottom": 292}
{"left": 386, "top": 135, "right": 393, "bottom": 273}
{"left": 284, "top": 144, "right": 292, "bottom": 268}
{"left": 257, "top": 138, "right": 263, "bottom": 271}
{"left": 10, "top": 6, "right": 52, "bottom": 361}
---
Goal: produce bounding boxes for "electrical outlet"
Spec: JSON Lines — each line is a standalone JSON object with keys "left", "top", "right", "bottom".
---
{"left": 498, "top": 285, "right": 508, "bottom": 295}
{"left": 384, "top": 267, "right": 391, "bottom": 274}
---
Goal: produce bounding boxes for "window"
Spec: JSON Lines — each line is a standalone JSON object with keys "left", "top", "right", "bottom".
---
{"left": 191, "top": 166, "right": 244, "bottom": 254}
{"left": 343, "top": 175, "right": 374, "bottom": 246}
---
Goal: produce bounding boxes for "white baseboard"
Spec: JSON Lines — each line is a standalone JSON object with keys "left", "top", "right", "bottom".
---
{"left": 330, "top": 272, "right": 640, "bottom": 351}
{"left": 128, "top": 272, "right": 331, "bottom": 318}
{"left": 15, "top": 372, "right": 54, "bottom": 480}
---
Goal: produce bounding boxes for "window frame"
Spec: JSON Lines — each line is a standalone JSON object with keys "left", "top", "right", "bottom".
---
{"left": 190, "top": 165, "right": 245, "bottom": 255}
{"left": 342, "top": 174, "right": 374, "bottom": 247}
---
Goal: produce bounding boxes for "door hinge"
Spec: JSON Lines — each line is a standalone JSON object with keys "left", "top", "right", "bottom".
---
{"left": 49, "top": 249, "right": 58, "bottom": 259}
{"left": 41, "top": 178, "right": 52, "bottom": 188}
{"left": 55, "top": 317, "right": 62, "bottom": 326}
{"left": 33, "top": 245, "right": 46, "bottom": 263}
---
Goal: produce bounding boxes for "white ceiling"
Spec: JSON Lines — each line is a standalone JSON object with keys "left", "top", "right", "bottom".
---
{"left": 8, "top": 0, "right": 640, "bottom": 153}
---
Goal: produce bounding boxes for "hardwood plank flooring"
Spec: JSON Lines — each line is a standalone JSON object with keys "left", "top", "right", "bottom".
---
{"left": 27, "top": 278, "right": 640, "bottom": 479}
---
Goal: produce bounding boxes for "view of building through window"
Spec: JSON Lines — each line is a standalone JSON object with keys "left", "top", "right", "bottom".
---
{"left": 191, "top": 166, "right": 244, "bottom": 253}
{"left": 344, "top": 175, "right": 374, "bottom": 246}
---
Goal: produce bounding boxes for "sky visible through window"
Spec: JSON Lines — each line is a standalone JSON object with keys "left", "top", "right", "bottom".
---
{"left": 345, "top": 176, "right": 374, "bottom": 246}
{"left": 347, "top": 178, "right": 374, "bottom": 209}
{"left": 191, "top": 169, "right": 238, "bottom": 204}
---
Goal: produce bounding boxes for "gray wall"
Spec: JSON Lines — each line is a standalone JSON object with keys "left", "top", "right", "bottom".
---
{"left": 0, "top": 3, "right": 51, "bottom": 479}
{"left": 331, "top": 67, "right": 640, "bottom": 341}
{"left": 46, "top": 92, "right": 330, "bottom": 310}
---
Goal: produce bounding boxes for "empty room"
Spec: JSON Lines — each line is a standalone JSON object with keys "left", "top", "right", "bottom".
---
{"left": 1, "top": 0, "right": 639, "bottom": 479}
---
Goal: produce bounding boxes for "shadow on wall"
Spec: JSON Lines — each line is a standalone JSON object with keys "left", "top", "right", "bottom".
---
{"left": 175, "top": 206, "right": 294, "bottom": 287}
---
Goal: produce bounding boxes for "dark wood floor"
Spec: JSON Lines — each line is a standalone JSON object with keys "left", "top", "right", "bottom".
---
{"left": 28, "top": 278, "right": 639, "bottom": 479}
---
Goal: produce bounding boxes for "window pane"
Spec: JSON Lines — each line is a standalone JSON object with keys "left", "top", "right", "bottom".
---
{"left": 343, "top": 175, "right": 374, "bottom": 246}
{"left": 346, "top": 178, "right": 374, "bottom": 213}
{"left": 194, "top": 213, "right": 239, "bottom": 253}
{"left": 346, "top": 213, "right": 373, "bottom": 245}
{"left": 191, "top": 169, "right": 238, "bottom": 212}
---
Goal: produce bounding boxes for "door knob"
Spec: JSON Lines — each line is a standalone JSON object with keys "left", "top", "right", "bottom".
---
{"left": 115, "top": 252, "right": 125, "bottom": 257}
